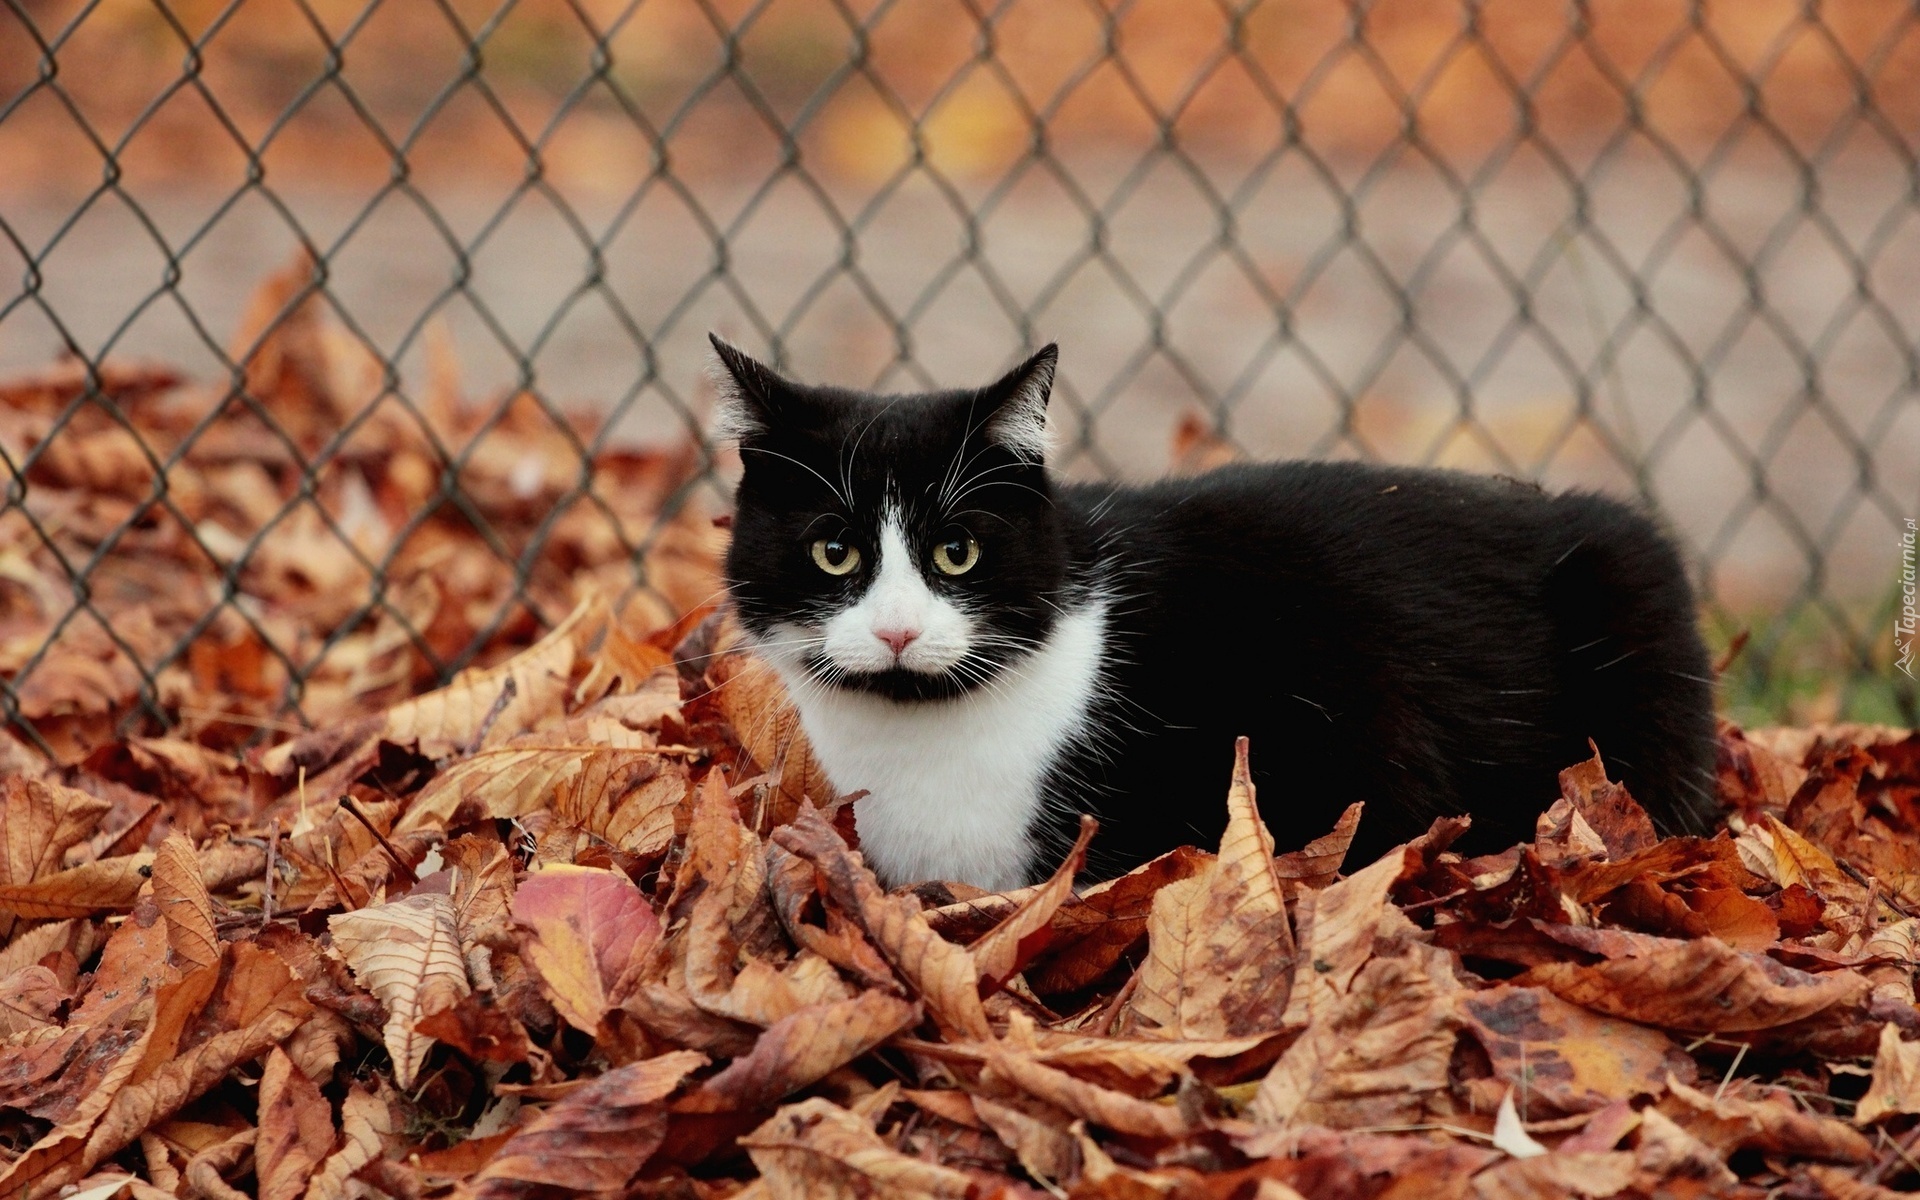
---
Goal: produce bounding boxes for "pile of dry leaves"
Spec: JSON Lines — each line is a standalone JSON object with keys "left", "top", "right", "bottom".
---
{"left": 0, "top": 267, "right": 1919, "bottom": 1200}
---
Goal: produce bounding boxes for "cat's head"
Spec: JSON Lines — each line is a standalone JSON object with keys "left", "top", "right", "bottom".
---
{"left": 713, "top": 335, "right": 1068, "bottom": 702}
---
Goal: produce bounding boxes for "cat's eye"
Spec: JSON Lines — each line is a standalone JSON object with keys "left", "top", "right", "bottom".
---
{"left": 932, "top": 534, "right": 980, "bottom": 576}
{"left": 810, "top": 538, "right": 861, "bottom": 576}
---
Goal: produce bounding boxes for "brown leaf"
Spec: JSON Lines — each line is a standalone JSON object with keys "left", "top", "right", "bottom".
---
{"left": 467, "top": 1049, "right": 706, "bottom": 1198}
{"left": 512, "top": 863, "right": 660, "bottom": 1034}
{"left": 1556, "top": 742, "right": 1659, "bottom": 858}
{"left": 414, "top": 995, "right": 533, "bottom": 1063}
{"left": 398, "top": 745, "right": 686, "bottom": 855}
{"left": 76, "top": 944, "right": 311, "bottom": 1192}
{"left": 1273, "top": 800, "right": 1363, "bottom": 891}
{"left": 0, "top": 1004, "right": 157, "bottom": 1200}
{"left": 1855, "top": 1022, "right": 1920, "bottom": 1123}
{"left": 0, "top": 853, "right": 153, "bottom": 918}
{"left": 1024, "top": 845, "right": 1212, "bottom": 996}
{"left": 1456, "top": 985, "right": 1693, "bottom": 1115}
{"left": 970, "top": 814, "right": 1095, "bottom": 994}
{"left": 970, "top": 1095, "right": 1078, "bottom": 1187}
{"left": 1470, "top": 1151, "right": 1637, "bottom": 1200}
{"left": 1660, "top": 1074, "right": 1871, "bottom": 1162}
{"left": 773, "top": 805, "right": 991, "bottom": 1041}
{"left": 151, "top": 835, "right": 217, "bottom": 971}
{"left": 0, "top": 776, "right": 111, "bottom": 937}
{"left": 256, "top": 1048, "right": 335, "bottom": 1200}
{"left": 303, "top": 1084, "right": 399, "bottom": 1200}
{"left": 683, "top": 991, "right": 920, "bottom": 1112}
{"left": 1277, "top": 847, "right": 1408, "bottom": 1031}
{"left": 741, "top": 1097, "right": 977, "bottom": 1199}
{"left": 1248, "top": 947, "right": 1457, "bottom": 1128}
{"left": 979, "top": 1045, "right": 1193, "bottom": 1139}
{"left": 1522, "top": 934, "right": 1870, "bottom": 1035}
{"left": 1130, "top": 739, "right": 1296, "bottom": 1039}
{"left": 708, "top": 642, "right": 836, "bottom": 822}
{"left": 0, "top": 966, "right": 67, "bottom": 1035}
{"left": 329, "top": 892, "right": 470, "bottom": 1087}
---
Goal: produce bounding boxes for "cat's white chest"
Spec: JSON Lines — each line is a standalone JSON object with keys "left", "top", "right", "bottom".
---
{"left": 773, "top": 603, "right": 1108, "bottom": 891}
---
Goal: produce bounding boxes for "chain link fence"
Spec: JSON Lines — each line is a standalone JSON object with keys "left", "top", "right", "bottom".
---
{"left": 0, "top": 0, "right": 1915, "bottom": 757}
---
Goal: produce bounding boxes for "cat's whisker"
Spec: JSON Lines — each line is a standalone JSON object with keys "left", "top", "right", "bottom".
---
{"left": 741, "top": 445, "right": 854, "bottom": 510}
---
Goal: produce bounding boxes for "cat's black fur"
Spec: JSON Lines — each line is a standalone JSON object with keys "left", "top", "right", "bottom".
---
{"left": 718, "top": 337, "right": 1720, "bottom": 881}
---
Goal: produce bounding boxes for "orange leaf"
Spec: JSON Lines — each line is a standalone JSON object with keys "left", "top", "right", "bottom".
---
{"left": 467, "top": 1049, "right": 706, "bottom": 1198}
{"left": 152, "top": 835, "right": 218, "bottom": 971}
{"left": 512, "top": 863, "right": 661, "bottom": 1035}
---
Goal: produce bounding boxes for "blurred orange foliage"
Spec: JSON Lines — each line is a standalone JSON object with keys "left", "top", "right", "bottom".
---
{"left": 2, "top": 0, "right": 1914, "bottom": 193}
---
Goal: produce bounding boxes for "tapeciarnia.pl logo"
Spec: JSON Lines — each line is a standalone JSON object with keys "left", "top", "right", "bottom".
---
{"left": 1899, "top": 517, "right": 1916, "bottom": 679}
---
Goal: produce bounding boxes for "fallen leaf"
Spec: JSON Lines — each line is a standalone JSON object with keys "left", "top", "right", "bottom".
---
{"left": 742, "top": 1097, "right": 977, "bottom": 1199}
{"left": 151, "top": 835, "right": 217, "bottom": 971}
{"left": 1456, "top": 985, "right": 1693, "bottom": 1115}
{"left": 773, "top": 805, "right": 991, "bottom": 1041}
{"left": 1248, "top": 947, "right": 1457, "bottom": 1128}
{"left": 1855, "top": 1022, "right": 1920, "bottom": 1124}
{"left": 302, "top": 1084, "right": 398, "bottom": 1200}
{"left": 329, "top": 892, "right": 470, "bottom": 1087}
{"left": 512, "top": 862, "right": 660, "bottom": 1034}
{"left": 256, "top": 1048, "right": 335, "bottom": 1200}
{"left": 683, "top": 991, "right": 920, "bottom": 1111}
{"left": 1129, "top": 739, "right": 1297, "bottom": 1039}
{"left": 1522, "top": 934, "right": 1870, "bottom": 1035}
{"left": 970, "top": 814, "right": 1095, "bottom": 994}
{"left": 0, "top": 776, "right": 111, "bottom": 937}
{"left": 0, "top": 853, "right": 154, "bottom": 918}
{"left": 466, "top": 1049, "right": 706, "bottom": 1198}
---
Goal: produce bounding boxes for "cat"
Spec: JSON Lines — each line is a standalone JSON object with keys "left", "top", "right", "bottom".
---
{"left": 711, "top": 335, "right": 1721, "bottom": 890}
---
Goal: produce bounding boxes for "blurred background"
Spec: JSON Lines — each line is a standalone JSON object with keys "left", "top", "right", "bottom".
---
{"left": 0, "top": 0, "right": 1916, "bottom": 755}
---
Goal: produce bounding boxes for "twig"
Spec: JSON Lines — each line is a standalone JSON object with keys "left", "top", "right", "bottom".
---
{"left": 462, "top": 676, "right": 518, "bottom": 757}
{"left": 1865, "top": 1122, "right": 1920, "bottom": 1186}
{"left": 1089, "top": 968, "right": 1140, "bottom": 1037}
{"left": 1715, "top": 1042, "right": 1750, "bottom": 1104}
{"left": 339, "top": 795, "right": 420, "bottom": 886}
{"left": 1714, "top": 630, "right": 1750, "bottom": 677}
{"left": 263, "top": 822, "right": 280, "bottom": 923}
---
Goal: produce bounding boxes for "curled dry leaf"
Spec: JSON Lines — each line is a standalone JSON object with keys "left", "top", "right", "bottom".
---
{"left": 1278, "top": 846, "right": 1409, "bottom": 1031}
{"left": 1521, "top": 934, "right": 1870, "bottom": 1035}
{"left": 1248, "top": 945, "right": 1458, "bottom": 1128}
{"left": 397, "top": 745, "right": 685, "bottom": 858}
{"left": 511, "top": 862, "right": 660, "bottom": 1035}
{"left": 1855, "top": 1023, "right": 1920, "bottom": 1124}
{"left": 0, "top": 776, "right": 111, "bottom": 937}
{"left": 707, "top": 640, "right": 835, "bottom": 823}
{"left": 465, "top": 1049, "right": 707, "bottom": 1199}
{"left": 76, "top": 944, "right": 311, "bottom": 1195}
{"left": 0, "top": 853, "right": 155, "bottom": 919}
{"left": 1129, "top": 739, "right": 1296, "bottom": 1039}
{"left": 329, "top": 892, "right": 470, "bottom": 1087}
{"left": 773, "top": 805, "right": 991, "bottom": 1042}
{"left": 303, "top": 1085, "right": 399, "bottom": 1200}
{"left": 969, "top": 814, "right": 1095, "bottom": 995}
{"left": 151, "top": 835, "right": 217, "bottom": 972}
{"left": 741, "top": 1097, "right": 976, "bottom": 1200}
{"left": 255, "top": 1048, "right": 334, "bottom": 1200}
{"left": 1659, "top": 1074, "right": 1871, "bottom": 1163}
{"left": 1025, "top": 845, "right": 1213, "bottom": 996}
{"left": 979, "top": 1046, "right": 1193, "bottom": 1139}
{"left": 683, "top": 991, "right": 920, "bottom": 1112}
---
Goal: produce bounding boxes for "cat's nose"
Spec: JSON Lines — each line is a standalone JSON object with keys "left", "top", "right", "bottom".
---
{"left": 874, "top": 627, "right": 920, "bottom": 655}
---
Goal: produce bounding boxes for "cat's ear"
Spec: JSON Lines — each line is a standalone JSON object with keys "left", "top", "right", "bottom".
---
{"left": 707, "top": 333, "right": 788, "bottom": 441}
{"left": 982, "top": 343, "right": 1058, "bottom": 462}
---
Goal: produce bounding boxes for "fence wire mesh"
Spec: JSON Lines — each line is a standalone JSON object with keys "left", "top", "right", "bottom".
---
{"left": 0, "top": 0, "right": 1916, "bottom": 759}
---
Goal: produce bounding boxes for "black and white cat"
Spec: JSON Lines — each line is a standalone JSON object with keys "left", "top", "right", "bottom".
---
{"left": 713, "top": 336, "right": 1720, "bottom": 890}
